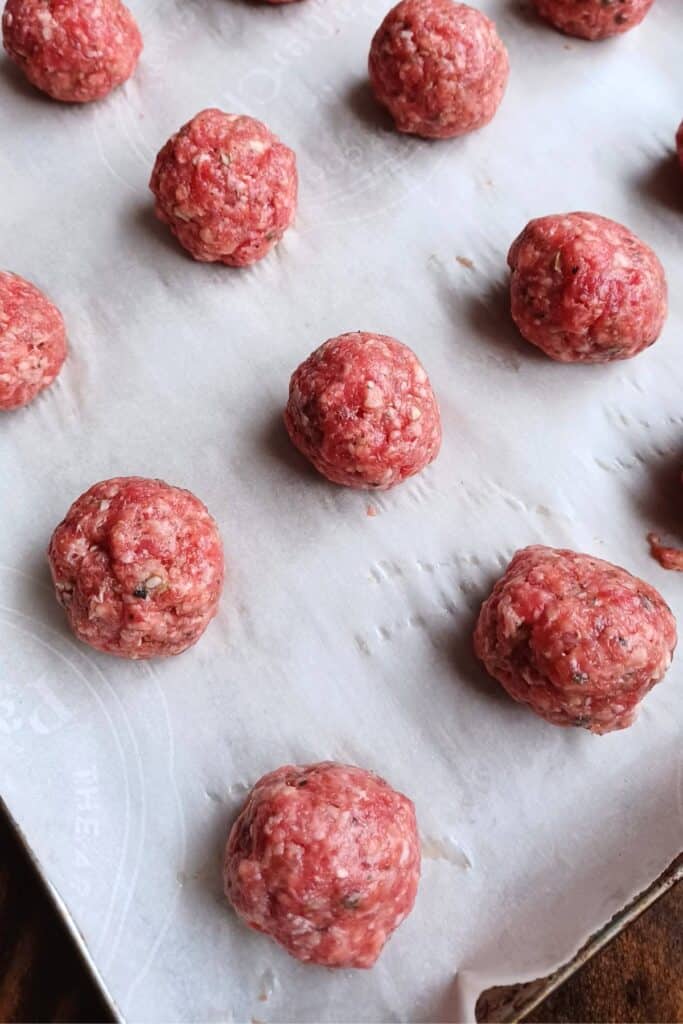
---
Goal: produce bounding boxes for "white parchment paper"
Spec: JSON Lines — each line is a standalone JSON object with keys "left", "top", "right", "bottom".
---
{"left": 1, "top": 0, "right": 682, "bottom": 1019}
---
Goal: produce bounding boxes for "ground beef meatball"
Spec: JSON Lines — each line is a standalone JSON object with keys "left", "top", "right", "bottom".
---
{"left": 508, "top": 212, "right": 667, "bottom": 363}
{"left": 149, "top": 109, "right": 298, "bottom": 266}
{"left": 224, "top": 762, "right": 420, "bottom": 968}
{"left": 676, "top": 121, "right": 683, "bottom": 173}
{"left": 368, "top": 0, "right": 509, "bottom": 139}
{"left": 48, "top": 477, "right": 224, "bottom": 659}
{"left": 531, "top": 0, "right": 654, "bottom": 40}
{"left": 0, "top": 271, "right": 66, "bottom": 410}
{"left": 284, "top": 331, "right": 441, "bottom": 489}
{"left": 2, "top": 0, "right": 142, "bottom": 103}
{"left": 648, "top": 533, "right": 683, "bottom": 572}
{"left": 474, "top": 545, "right": 677, "bottom": 734}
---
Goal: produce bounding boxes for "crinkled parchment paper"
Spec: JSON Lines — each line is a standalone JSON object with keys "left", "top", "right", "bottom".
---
{"left": 1, "top": 0, "right": 682, "bottom": 1019}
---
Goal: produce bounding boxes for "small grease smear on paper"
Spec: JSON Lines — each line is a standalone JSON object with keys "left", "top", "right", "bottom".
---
{"left": 258, "top": 968, "right": 276, "bottom": 1002}
{"left": 456, "top": 256, "right": 475, "bottom": 270}
{"left": 176, "top": 864, "right": 208, "bottom": 885}
{"left": 229, "top": 781, "right": 249, "bottom": 797}
{"left": 205, "top": 781, "right": 248, "bottom": 804}
{"left": 422, "top": 835, "right": 472, "bottom": 869}
{"left": 367, "top": 504, "right": 378, "bottom": 517}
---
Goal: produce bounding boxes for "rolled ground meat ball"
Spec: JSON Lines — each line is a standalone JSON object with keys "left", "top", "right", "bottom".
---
{"left": 474, "top": 545, "right": 677, "bottom": 734}
{"left": 48, "top": 477, "right": 224, "bottom": 659}
{"left": 224, "top": 761, "right": 420, "bottom": 968}
{"left": 149, "top": 109, "right": 298, "bottom": 267}
{"left": 531, "top": 0, "right": 654, "bottom": 40}
{"left": 508, "top": 212, "right": 667, "bottom": 363}
{"left": 648, "top": 531, "right": 683, "bottom": 572}
{"left": 284, "top": 331, "right": 441, "bottom": 489}
{"left": 368, "top": 0, "right": 509, "bottom": 140}
{"left": 2, "top": 0, "right": 142, "bottom": 103}
{"left": 0, "top": 271, "right": 66, "bottom": 410}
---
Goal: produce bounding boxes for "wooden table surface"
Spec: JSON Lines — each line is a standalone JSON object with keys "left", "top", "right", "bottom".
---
{"left": 1, "top": 808, "right": 681, "bottom": 1023}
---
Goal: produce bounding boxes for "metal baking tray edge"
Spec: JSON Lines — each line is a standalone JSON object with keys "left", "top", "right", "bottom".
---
{"left": 1, "top": 796, "right": 122, "bottom": 1024}
{"left": 2, "top": 792, "right": 680, "bottom": 1024}
{"left": 476, "top": 851, "right": 683, "bottom": 1023}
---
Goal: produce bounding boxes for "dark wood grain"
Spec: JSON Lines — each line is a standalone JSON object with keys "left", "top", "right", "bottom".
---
{"left": 0, "top": 806, "right": 680, "bottom": 1023}
{"left": 525, "top": 876, "right": 683, "bottom": 1024}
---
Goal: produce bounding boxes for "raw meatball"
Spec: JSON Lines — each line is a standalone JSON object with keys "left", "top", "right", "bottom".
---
{"left": 368, "top": 0, "right": 509, "bottom": 139}
{"left": 676, "top": 121, "right": 683, "bottom": 173}
{"left": 474, "top": 545, "right": 677, "bottom": 734}
{"left": 48, "top": 477, "right": 224, "bottom": 659}
{"left": 2, "top": 0, "right": 142, "bottom": 103}
{"left": 224, "top": 762, "right": 420, "bottom": 968}
{"left": 531, "top": 0, "right": 654, "bottom": 40}
{"left": 284, "top": 331, "right": 441, "bottom": 489}
{"left": 149, "top": 109, "right": 298, "bottom": 267}
{"left": 0, "top": 271, "right": 66, "bottom": 410}
{"left": 508, "top": 212, "right": 667, "bottom": 363}
{"left": 648, "top": 532, "right": 683, "bottom": 572}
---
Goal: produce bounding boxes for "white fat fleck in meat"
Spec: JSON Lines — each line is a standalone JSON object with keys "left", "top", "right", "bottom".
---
{"left": 35, "top": 7, "right": 54, "bottom": 39}
{"left": 363, "top": 381, "right": 385, "bottom": 409}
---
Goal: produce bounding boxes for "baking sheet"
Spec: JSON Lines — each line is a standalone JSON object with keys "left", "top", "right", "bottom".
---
{"left": 1, "top": 0, "right": 682, "bottom": 1020}
{"left": 476, "top": 853, "right": 683, "bottom": 1022}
